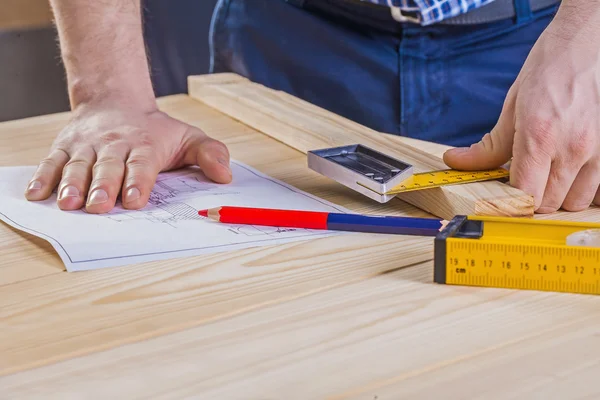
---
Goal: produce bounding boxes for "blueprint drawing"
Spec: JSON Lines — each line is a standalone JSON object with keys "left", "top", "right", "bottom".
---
{"left": 0, "top": 161, "right": 348, "bottom": 271}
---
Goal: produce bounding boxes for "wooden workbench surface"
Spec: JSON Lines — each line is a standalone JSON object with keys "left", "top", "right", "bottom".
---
{"left": 1, "top": 93, "right": 600, "bottom": 399}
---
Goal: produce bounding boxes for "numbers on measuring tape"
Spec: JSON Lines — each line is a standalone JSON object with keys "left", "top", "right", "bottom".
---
{"left": 443, "top": 236, "right": 600, "bottom": 295}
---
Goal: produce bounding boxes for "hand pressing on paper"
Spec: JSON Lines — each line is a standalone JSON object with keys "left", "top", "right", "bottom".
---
{"left": 24, "top": 103, "right": 232, "bottom": 213}
{"left": 443, "top": 2, "right": 600, "bottom": 213}
{"left": 23, "top": 0, "right": 231, "bottom": 214}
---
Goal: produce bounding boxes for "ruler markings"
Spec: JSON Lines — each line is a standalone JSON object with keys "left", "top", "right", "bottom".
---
{"left": 386, "top": 168, "right": 509, "bottom": 194}
{"left": 445, "top": 239, "right": 600, "bottom": 295}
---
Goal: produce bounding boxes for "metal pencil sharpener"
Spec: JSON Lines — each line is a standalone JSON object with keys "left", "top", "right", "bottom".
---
{"left": 307, "top": 144, "right": 414, "bottom": 203}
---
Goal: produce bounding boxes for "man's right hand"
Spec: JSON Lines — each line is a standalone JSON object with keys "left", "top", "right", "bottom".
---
{"left": 29, "top": 0, "right": 232, "bottom": 214}
{"left": 24, "top": 101, "right": 232, "bottom": 214}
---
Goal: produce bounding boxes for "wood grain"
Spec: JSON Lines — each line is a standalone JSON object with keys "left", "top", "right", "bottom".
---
{"left": 188, "top": 73, "right": 535, "bottom": 220}
{"left": 0, "top": 112, "right": 70, "bottom": 284}
{"left": 2, "top": 92, "right": 600, "bottom": 398}
{"left": 3, "top": 261, "right": 599, "bottom": 399}
{"left": 0, "top": 95, "right": 436, "bottom": 376}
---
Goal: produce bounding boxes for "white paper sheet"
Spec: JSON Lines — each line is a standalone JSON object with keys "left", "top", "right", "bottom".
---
{"left": 0, "top": 161, "right": 348, "bottom": 271}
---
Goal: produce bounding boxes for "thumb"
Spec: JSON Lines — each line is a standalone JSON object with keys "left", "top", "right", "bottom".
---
{"left": 182, "top": 129, "right": 233, "bottom": 184}
{"left": 443, "top": 90, "right": 517, "bottom": 170}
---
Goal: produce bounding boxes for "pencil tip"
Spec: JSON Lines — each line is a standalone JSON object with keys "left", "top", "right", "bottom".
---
{"left": 439, "top": 219, "right": 449, "bottom": 231}
{"left": 198, "top": 209, "right": 209, "bottom": 218}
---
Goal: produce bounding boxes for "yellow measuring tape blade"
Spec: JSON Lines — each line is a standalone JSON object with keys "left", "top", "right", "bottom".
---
{"left": 436, "top": 216, "right": 600, "bottom": 295}
{"left": 445, "top": 240, "right": 600, "bottom": 294}
{"left": 386, "top": 168, "right": 510, "bottom": 194}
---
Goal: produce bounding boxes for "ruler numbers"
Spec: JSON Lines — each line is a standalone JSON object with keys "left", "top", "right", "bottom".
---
{"left": 446, "top": 240, "right": 600, "bottom": 295}
{"left": 391, "top": 168, "right": 509, "bottom": 193}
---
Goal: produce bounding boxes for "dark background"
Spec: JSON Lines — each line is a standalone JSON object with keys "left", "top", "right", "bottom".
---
{"left": 0, "top": 0, "right": 219, "bottom": 123}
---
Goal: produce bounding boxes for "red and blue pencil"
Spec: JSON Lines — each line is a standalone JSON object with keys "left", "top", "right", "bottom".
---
{"left": 198, "top": 206, "right": 447, "bottom": 236}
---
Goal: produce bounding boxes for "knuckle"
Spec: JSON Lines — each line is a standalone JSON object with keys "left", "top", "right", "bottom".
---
{"left": 90, "top": 176, "right": 115, "bottom": 189}
{"left": 137, "top": 132, "right": 156, "bottom": 148}
{"left": 92, "top": 156, "right": 123, "bottom": 172}
{"left": 99, "top": 131, "right": 124, "bottom": 145}
{"left": 126, "top": 154, "right": 154, "bottom": 170}
{"left": 125, "top": 155, "right": 157, "bottom": 186}
{"left": 478, "top": 132, "right": 499, "bottom": 154}
{"left": 125, "top": 177, "right": 153, "bottom": 189}
{"left": 64, "top": 157, "right": 90, "bottom": 169}
{"left": 524, "top": 118, "right": 555, "bottom": 153}
{"left": 56, "top": 131, "right": 84, "bottom": 149}
{"left": 567, "top": 130, "right": 594, "bottom": 156}
{"left": 38, "top": 157, "right": 59, "bottom": 170}
{"left": 208, "top": 137, "right": 229, "bottom": 152}
{"left": 515, "top": 153, "right": 547, "bottom": 174}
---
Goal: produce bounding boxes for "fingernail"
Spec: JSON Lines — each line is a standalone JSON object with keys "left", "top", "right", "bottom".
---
{"left": 218, "top": 157, "right": 232, "bottom": 174}
{"left": 87, "top": 189, "right": 108, "bottom": 205}
{"left": 59, "top": 185, "right": 79, "bottom": 200}
{"left": 449, "top": 147, "right": 469, "bottom": 154}
{"left": 126, "top": 187, "right": 140, "bottom": 203}
{"left": 27, "top": 180, "right": 42, "bottom": 191}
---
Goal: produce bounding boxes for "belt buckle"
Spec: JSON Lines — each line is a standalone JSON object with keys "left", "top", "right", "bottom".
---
{"left": 390, "top": 6, "right": 421, "bottom": 23}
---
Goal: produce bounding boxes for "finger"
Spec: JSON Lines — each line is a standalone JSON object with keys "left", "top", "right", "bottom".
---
{"left": 121, "top": 147, "right": 161, "bottom": 210}
{"left": 561, "top": 161, "right": 600, "bottom": 211}
{"left": 85, "top": 146, "right": 128, "bottom": 214}
{"left": 25, "top": 149, "right": 70, "bottom": 201}
{"left": 594, "top": 185, "right": 600, "bottom": 206}
{"left": 536, "top": 160, "right": 582, "bottom": 213}
{"left": 509, "top": 147, "right": 552, "bottom": 212}
{"left": 443, "top": 84, "right": 517, "bottom": 170}
{"left": 182, "top": 132, "right": 232, "bottom": 184}
{"left": 56, "top": 148, "right": 96, "bottom": 210}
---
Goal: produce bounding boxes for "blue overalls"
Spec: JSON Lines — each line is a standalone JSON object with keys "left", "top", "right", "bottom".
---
{"left": 143, "top": 0, "right": 560, "bottom": 147}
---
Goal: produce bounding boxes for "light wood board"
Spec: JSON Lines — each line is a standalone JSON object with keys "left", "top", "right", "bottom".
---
{"left": 2, "top": 261, "right": 600, "bottom": 399}
{"left": 0, "top": 95, "right": 434, "bottom": 376}
{"left": 1, "top": 93, "right": 599, "bottom": 398}
{"left": 188, "top": 73, "right": 535, "bottom": 221}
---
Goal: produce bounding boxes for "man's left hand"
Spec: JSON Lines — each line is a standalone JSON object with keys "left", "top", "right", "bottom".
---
{"left": 443, "top": 2, "right": 600, "bottom": 213}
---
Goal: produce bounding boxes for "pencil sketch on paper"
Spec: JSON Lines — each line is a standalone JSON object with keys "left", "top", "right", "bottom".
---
{"left": 229, "top": 225, "right": 300, "bottom": 237}
{"left": 0, "top": 160, "right": 350, "bottom": 272}
{"left": 99, "top": 169, "right": 306, "bottom": 235}
{"left": 101, "top": 169, "right": 240, "bottom": 228}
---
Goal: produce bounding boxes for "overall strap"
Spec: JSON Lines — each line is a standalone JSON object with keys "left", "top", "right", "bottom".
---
{"left": 513, "top": 0, "right": 533, "bottom": 23}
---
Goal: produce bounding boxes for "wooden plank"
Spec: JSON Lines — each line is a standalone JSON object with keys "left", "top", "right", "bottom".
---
{"left": 0, "top": 94, "right": 432, "bottom": 286}
{"left": 188, "top": 73, "right": 535, "bottom": 221}
{"left": 3, "top": 261, "right": 599, "bottom": 398}
{"left": 0, "top": 95, "right": 437, "bottom": 376}
{"left": 0, "top": 225, "right": 65, "bottom": 286}
{"left": 343, "top": 319, "right": 600, "bottom": 399}
{"left": 0, "top": 0, "right": 53, "bottom": 31}
{"left": 0, "top": 233, "right": 431, "bottom": 376}
{"left": 0, "top": 112, "right": 71, "bottom": 284}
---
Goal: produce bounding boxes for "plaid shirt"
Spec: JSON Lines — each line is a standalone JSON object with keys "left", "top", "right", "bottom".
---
{"left": 360, "top": 0, "right": 497, "bottom": 25}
